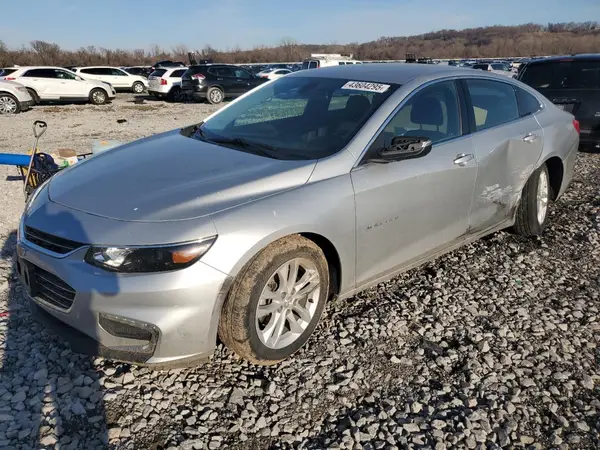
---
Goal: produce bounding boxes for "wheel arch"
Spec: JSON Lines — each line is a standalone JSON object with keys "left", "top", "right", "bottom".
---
{"left": 542, "top": 156, "right": 564, "bottom": 201}
{"left": 208, "top": 230, "right": 344, "bottom": 349}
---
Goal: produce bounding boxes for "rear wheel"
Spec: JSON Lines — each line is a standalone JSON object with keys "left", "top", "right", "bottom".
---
{"left": 89, "top": 88, "right": 108, "bottom": 105}
{"left": 206, "top": 86, "right": 224, "bottom": 104}
{"left": 0, "top": 93, "right": 20, "bottom": 114}
{"left": 513, "top": 164, "right": 551, "bottom": 236}
{"left": 167, "top": 87, "right": 184, "bottom": 102}
{"left": 218, "top": 235, "right": 329, "bottom": 365}
{"left": 132, "top": 81, "right": 145, "bottom": 94}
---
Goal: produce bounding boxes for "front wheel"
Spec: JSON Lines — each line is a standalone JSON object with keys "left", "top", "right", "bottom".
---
{"left": 513, "top": 164, "right": 551, "bottom": 236}
{"left": 0, "top": 93, "right": 20, "bottom": 114}
{"left": 132, "top": 81, "right": 145, "bottom": 94}
{"left": 89, "top": 88, "right": 108, "bottom": 105}
{"left": 218, "top": 235, "right": 329, "bottom": 365}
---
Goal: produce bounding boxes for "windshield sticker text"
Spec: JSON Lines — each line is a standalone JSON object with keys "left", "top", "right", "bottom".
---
{"left": 341, "top": 81, "right": 390, "bottom": 93}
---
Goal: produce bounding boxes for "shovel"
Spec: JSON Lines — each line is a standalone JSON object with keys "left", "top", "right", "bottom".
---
{"left": 23, "top": 120, "right": 47, "bottom": 197}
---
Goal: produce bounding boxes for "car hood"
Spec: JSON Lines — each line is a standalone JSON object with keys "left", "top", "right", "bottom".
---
{"left": 48, "top": 129, "right": 316, "bottom": 222}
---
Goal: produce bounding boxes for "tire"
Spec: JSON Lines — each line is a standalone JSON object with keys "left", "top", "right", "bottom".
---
{"left": 206, "top": 86, "right": 224, "bottom": 104}
{"left": 167, "top": 87, "right": 184, "bottom": 102}
{"left": 89, "top": 88, "right": 108, "bottom": 105}
{"left": 513, "top": 164, "right": 551, "bottom": 236}
{"left": 218, "top": 235, "right": 329, "bottom": 365}
{"left": 26, "top": 88, "right": 40, "bottom": 105}
{"left": 0, "top": 93, "right": 21, "bottom": 114}
{"left": 132, "top": 81, "right": 145, "bottom": 94}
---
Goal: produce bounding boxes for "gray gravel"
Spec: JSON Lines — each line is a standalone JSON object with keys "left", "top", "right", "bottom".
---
{"left": 1, "top": 95, "right": 599, "bottom": 449}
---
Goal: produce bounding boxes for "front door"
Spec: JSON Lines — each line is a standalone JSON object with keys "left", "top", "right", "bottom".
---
{"left": 54, "top": 69, "right": 88, "bottom": 98}
{"left": 352, "top": 80, "right": 477, "bottom": 286}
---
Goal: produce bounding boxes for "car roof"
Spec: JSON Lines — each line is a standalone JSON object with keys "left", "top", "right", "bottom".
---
{"left": 526, "top": 53, "right": 600, "bottom": 64}
{"left": 5, "top": 66, "right": 74, "bottom": 71}
{"left": 289, "top": 63, "right": 475, "bottom": 84}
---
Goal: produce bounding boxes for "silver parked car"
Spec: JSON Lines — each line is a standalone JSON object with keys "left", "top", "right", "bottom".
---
{"left": 17, "top": 64, "right": 579, "bottom": 367}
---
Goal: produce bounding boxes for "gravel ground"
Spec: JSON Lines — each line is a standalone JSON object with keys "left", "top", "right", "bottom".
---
{"left": 0, "top": 95, "right": 599, "bottom": 450}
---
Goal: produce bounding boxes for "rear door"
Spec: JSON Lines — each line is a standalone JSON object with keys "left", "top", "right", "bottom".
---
{"left": 233, "top": 67, "right": 262, "bottom": 93}
{"left": 20, "top": 69, "right": 62, "bottom": 98}
{"left": 519, "top": 59, "right": 600, "bottom": 141}
{"left": 462, "top": 78, "right": 544, "bottom": 232}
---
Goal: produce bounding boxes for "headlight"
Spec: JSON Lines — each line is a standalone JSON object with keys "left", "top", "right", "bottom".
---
{"left": 25, "top": 178, "right": 50, "bottom": 213}
{"left": 85, "top": 236, "right": 216, "bottom": 273}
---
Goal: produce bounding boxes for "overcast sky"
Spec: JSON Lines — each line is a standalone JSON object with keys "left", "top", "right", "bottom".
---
{"left": 2, "top": 0, "right": 599, "bottom": 51}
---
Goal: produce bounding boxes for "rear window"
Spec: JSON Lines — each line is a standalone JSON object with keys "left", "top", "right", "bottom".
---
{"left": 521, "top": 60, "right": 600, "bottom": 90}
{"left": 150, "top": 69, "right": 167, "bottom": 78}
{"left": 0, "top": 68, "right": 17, "bottom": 77}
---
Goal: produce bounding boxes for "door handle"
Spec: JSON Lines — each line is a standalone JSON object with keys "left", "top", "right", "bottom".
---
{"left": 453, "top": 153, "right": 474, "bottom": 166}
{"left": 523, "top": 133, "right": 539, "bottom": 143}
{"left": 217, "top": 78, "right": 223, "bottom": 81}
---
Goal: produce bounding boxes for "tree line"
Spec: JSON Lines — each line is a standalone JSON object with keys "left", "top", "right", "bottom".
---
{"left": 0, "top": 22, "right": 598, "bottom": 67}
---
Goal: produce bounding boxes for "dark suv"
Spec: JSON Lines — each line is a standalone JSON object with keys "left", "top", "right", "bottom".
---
{"left": 517, "top": 54, "right": 600, "bottom": 150}
{"left": 181, "top": 65, "right": 266, "bottom": 104}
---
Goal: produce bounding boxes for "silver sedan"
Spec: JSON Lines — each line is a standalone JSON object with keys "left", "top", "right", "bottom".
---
{"left": 17, "top": 64, "right": 579, "bottom": 367}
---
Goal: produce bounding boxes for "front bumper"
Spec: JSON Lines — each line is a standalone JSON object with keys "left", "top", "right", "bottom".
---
{"left": 579, "top": 129, "right": 600, "bottom": 150}
{"left": 16, "top": 237, "right": 231, "bottom": 367}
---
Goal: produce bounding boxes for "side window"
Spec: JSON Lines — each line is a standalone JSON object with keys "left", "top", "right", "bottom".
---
{"left": 207, "top": 68, "right": 219, "bottom": 77}
{"left": 217, "top": 67, "right": 235, "bottom": 78}
{"left": 234, "top": 69, "right": 252, "bottom": 79}
{"left": 308, "top": 61, "right": 318, "bottom": 69}
{"left": 55, "top": 70, "right": 77, "bottom": 80}
{"left": 465, "top": 79, "right": 519, "bottom": 131}
{"left": 111, "top": 68, "right": 127, "bottom": 76}
{"left": 378, "top": 80, "right": 461, "bottom": 146}
{"left": 79, "top": 68, "right": 94, "bottom": 74}
{"left": 23, "top": 69, "right": 51, "bottom": 78}
{"left": 516, "top": 87, "right": 542, "bottom": 117}
{"left": 171, "top": 69, "right": 186, "bottom": 78}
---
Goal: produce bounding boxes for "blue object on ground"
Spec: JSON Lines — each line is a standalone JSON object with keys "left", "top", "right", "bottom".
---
{"left": 0, "top": 153, "right": 31, "bottom": 166}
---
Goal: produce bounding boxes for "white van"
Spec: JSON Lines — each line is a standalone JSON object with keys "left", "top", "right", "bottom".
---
{"left": 301, "top": 54, "right": 362, "bottom": 70}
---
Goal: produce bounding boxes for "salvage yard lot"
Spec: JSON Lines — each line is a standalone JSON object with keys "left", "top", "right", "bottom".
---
{"left": 0, "top": 94, "right": 599, "bottom": 449}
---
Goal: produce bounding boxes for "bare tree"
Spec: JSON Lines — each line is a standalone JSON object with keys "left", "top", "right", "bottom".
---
{"left": 30, "top": 40, "right": 61, "bottom": 65}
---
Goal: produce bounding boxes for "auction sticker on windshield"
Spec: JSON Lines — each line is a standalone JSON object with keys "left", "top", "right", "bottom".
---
{"left": 341, "top": 81, "right": 390, "bottom": 93}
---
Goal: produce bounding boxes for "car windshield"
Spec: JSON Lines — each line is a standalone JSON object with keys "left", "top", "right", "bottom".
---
{"left": 186, "top": 76, "right": 399, "bottom": 160}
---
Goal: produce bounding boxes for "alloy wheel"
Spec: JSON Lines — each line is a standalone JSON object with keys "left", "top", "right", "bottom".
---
{"left": 255, "top": 258, "right": 321, "bottom": 350}
{"left": 537, "top": 169, "right": 549, "bottom": 225}
{"left": 0, "top": 96, "right": 18, "bottom": 114}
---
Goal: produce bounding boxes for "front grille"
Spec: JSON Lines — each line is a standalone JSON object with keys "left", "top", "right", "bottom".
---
{"left": 25, "top": 226, "right": 84, "bottom": 254}
{"left": 32, "top": 266, "right": 76, "bottom": 310}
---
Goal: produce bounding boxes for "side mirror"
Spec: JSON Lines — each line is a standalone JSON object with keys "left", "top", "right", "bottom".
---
{"left": 372, "top": 136, "right": 432, "bottom": 163}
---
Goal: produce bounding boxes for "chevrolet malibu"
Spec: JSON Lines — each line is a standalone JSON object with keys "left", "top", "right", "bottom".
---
{"left": 17, "top": 64, "right": 579, "bottom": 367}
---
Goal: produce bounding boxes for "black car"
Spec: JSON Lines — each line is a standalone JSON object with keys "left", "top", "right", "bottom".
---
{"left": 123, "top": 66, "right": 152, "bottom": 78}
{"left": 517, "top": 54, "right": 600, "bottom": 150}
{"left": 180, "top": 64, "right": 267, "bottom": 104}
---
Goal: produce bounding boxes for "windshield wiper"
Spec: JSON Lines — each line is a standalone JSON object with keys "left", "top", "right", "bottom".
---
{"left": 207, "top": 137, "right": 278, "bottom": 158}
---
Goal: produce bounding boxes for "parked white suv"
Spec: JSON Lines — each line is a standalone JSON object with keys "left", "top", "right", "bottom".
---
{"left": 147, "top": 68, "right": 187, "bottom": 101}
{"left": 1, "top": 67, "right": 116, "bottom": 105}
{"left": 0, "top": 80, "right": 34, "bottom": 114}
{"left": 74, "top": 67, "right": 148, "bottom": 93}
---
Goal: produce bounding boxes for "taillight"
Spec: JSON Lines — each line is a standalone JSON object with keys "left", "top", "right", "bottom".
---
{"left": 4, "top": 77, "right": 15, "bottom": 80}
{"left": 160, "top": 78, "right": 167, "bottom": 85}
{"left": 191, "top": 73, "right": 205, "bottom": 80}
{"left": 573, "top": 119, "right": 580, "bottom": 134}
